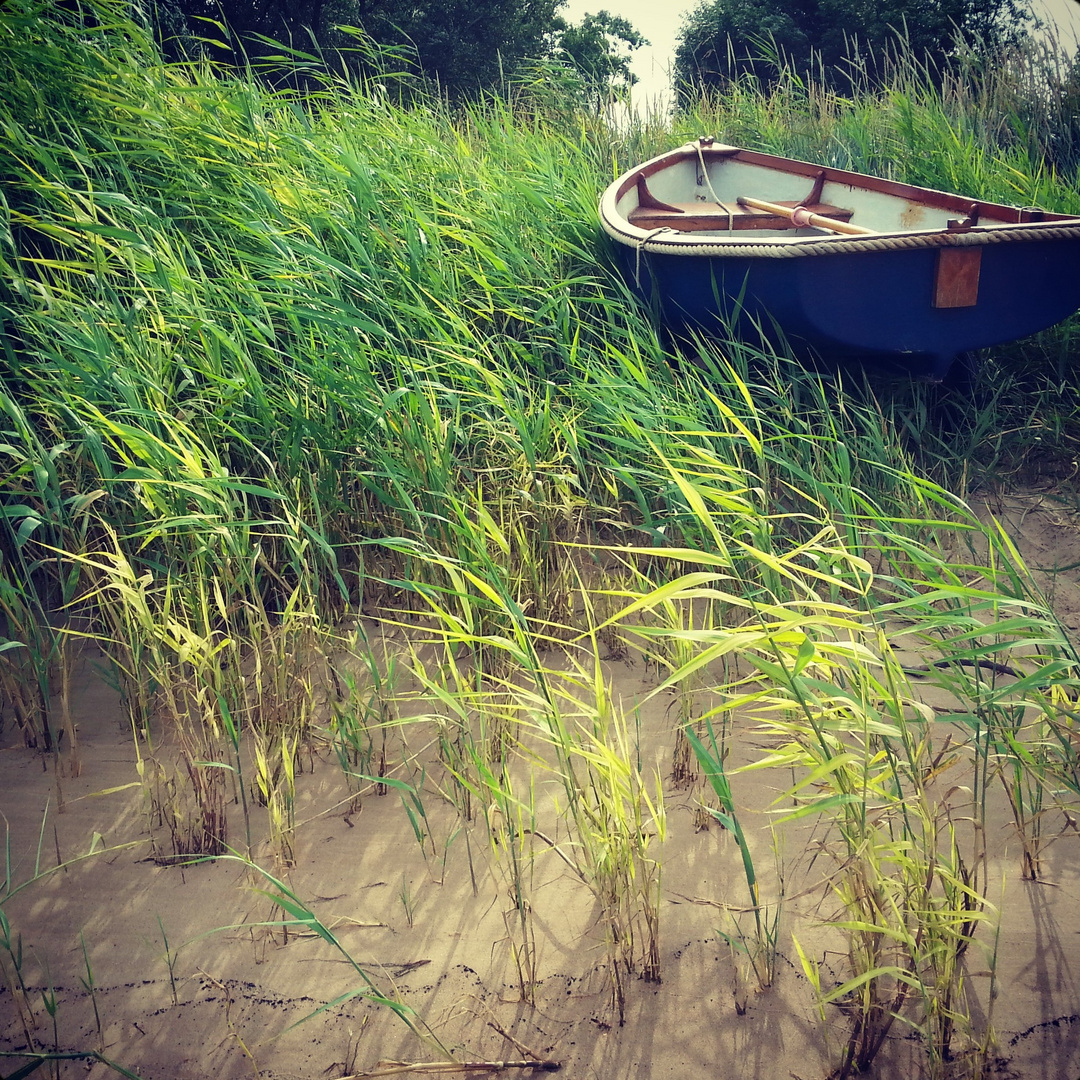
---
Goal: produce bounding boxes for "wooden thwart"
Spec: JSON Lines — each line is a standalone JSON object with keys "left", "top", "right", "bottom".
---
{"left": 627, "top": 174, "right": 859, "bottom": 233}
{"left": 628, "top": 198, "right": 858, "bottom": 233}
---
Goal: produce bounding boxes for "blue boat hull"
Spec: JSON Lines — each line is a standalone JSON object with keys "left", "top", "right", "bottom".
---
{"left": 626, "top": 238, "right": 1080, "bottom": 379}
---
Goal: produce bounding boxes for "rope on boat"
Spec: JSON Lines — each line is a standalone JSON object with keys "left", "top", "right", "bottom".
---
{"left": 606, "top": 218, "right": 1080, "bottom": 259}
{"left": 693, "top": 140, "right": 722, "bottom": 201}
{"left": 633, "top": 227, "right": 677, "bottom": 285}
{"left": 693, "top": 141, "right": 734, "bottom": 230}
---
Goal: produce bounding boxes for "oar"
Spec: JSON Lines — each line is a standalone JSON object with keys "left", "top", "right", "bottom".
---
{"left": 736, "top": 196, "right": 875, "bottom": 236}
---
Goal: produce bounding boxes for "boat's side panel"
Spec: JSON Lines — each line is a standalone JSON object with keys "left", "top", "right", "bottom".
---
{"left": 699, "top": 162, "right": 956, "bottom": 233}
{"left": 715, "top": 146, "right": 1072, "bottom": 222}
{"left": 628, "top": 239, "right": 1080, "bottom": 375}
{"left": 622, "top": 160, "right": 698, "bottom": 215}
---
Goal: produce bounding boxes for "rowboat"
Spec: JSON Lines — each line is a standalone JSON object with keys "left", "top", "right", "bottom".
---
{"left": 599, "top": 138, "right": 1080, "bottom": 379}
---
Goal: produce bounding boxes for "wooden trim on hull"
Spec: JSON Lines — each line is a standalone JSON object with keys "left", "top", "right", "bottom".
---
{"left": 933, "top": 248, "right": 983, "bottom": 308}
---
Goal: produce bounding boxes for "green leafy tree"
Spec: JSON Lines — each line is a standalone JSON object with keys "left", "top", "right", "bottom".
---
{"left": 674, "top": 0, "right": 807, "bottom": 88}
{"left": 555, "top": 10, "right": 648, "bottom": 105}
{"left": 153, "top": 0, "right": 363, "bottom": 74}
{"left": 155, "top": 0, "right": 565, "bottom": 94}
{"left": 156, "top": 0, "right": 356, "bottom": 53}
{"left": 363, "top": 0, "right": 564, "bottom": 93}
{"left": 674, "top": 0, "right": 1030, "bottom": 93}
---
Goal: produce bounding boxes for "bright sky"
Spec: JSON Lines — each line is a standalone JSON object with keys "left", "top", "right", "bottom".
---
{"left": 558, "top": 0, "right": 1080, "bottom": 107}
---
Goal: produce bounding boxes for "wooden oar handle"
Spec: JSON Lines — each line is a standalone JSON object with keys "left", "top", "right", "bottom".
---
{"left": 736, "top": 196, "right": 875, "bottom": 236}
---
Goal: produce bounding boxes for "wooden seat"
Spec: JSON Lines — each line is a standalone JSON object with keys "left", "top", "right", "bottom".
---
{"left": 628, "top": 200, "right": 856, "bottom": 233}
{"left": 627, "top": 171, "right": 856, "bottom": 233}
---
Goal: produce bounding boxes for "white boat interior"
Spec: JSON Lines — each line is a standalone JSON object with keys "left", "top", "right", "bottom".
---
{"left": 613, "top": 145, "right": 1027, "bottom": 240}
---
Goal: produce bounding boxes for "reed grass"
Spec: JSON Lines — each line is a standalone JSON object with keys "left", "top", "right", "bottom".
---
{"left": 5, "top": 0, "right": 1080, "bottom": 1073}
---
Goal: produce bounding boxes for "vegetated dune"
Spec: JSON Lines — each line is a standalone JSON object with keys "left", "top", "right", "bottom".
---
{"left": 5, "top": 3, "right": 1080, "bottom": 1078}
{"left": 2, "top": 489, "right": 1080, "bottom": 1079}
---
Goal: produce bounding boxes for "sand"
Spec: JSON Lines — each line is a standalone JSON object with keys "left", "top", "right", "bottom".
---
{"left": 3, "top": 488, "right": 1080, "bottom": 1080}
